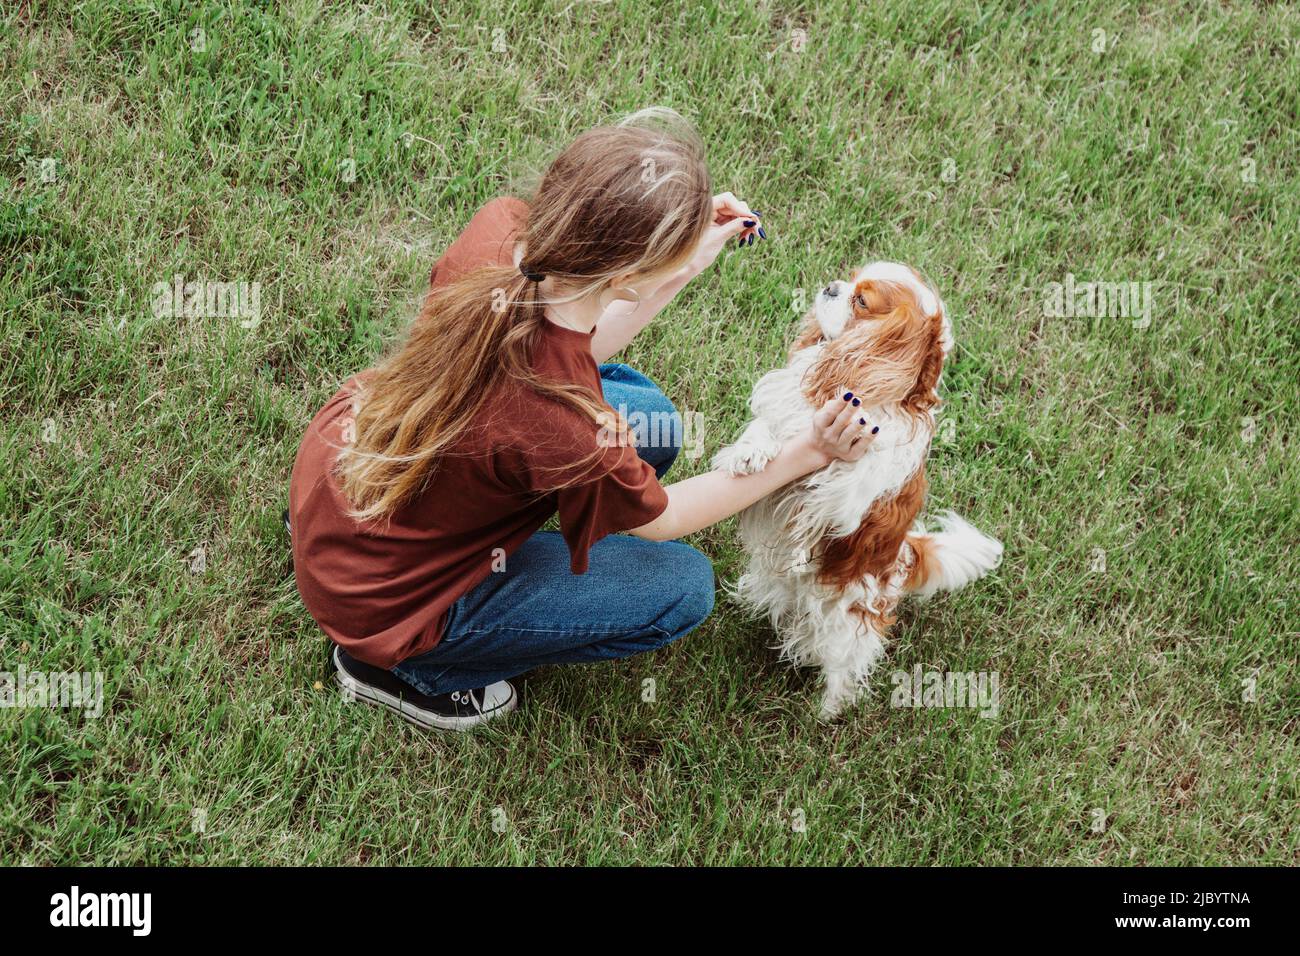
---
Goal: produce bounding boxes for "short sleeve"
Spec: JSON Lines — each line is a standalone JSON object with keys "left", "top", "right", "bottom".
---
{"left": 554, "top": 444, "right": 669, "bottom": 573}
{"left": 429, "top": 197, "right": 528, "bottom": 289}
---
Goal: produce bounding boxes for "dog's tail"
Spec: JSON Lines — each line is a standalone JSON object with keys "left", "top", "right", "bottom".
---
{"left": 903, "top": 511, "right": 1003, "bottom": 598}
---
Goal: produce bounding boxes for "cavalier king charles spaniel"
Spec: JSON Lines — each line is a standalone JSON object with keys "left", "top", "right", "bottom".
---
{"left": 714, "top": 261, "right": 1003, "bottom": 718}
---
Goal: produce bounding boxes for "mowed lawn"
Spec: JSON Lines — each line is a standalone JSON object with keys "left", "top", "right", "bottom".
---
{"left": 2, "top": 0, "right": 1297, "bottom": 865}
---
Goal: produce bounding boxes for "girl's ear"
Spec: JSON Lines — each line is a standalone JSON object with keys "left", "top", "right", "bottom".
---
{"left": 608, "top": 270, "right": 644, "bottom": 291}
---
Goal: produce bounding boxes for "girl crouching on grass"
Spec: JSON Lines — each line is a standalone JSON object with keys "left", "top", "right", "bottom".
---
{"left": 290, "top": 109, "right": 874, "bottom": 730}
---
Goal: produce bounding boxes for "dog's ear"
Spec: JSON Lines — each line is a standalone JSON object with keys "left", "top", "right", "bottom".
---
{"left": 788, "top": 307, "right": 824, "bottom": 358}
{"left": 901, "top": 309, "right": 945, "bottom": 416}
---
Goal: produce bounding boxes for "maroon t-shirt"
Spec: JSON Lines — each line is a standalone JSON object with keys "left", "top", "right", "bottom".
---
{"left": 289, "top": 198, "right": 669, "bottom": 668}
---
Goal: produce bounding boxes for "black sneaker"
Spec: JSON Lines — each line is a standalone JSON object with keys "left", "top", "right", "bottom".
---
{"left": 282, "top": 509, "right": 292, "bottom": 537}
{"left": 331, "top": 645, "right": 517, "bottom": 731}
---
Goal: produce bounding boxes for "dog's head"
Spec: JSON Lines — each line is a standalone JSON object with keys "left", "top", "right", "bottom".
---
{"left": 795, "top": 261, "right": 951, "bottom": 415}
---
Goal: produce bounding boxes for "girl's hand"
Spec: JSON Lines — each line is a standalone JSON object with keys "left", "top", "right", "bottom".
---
{"left": 802, "top": 392, "right": 877, "bottom": 468}
{"left": 684, "top": 192, "right": 764, "bottom": 277}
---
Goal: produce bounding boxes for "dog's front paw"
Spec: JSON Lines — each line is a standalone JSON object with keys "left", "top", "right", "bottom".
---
{"left": 713, "top": 442, "right": 776, "bottom": 476}
{"left": 712, "top": 423, "right": 782, "bottom": 476}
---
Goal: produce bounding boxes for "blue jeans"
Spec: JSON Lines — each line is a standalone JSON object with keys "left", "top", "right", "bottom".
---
{"left": 392, "top": 364, "right": 715, "bottom": 697}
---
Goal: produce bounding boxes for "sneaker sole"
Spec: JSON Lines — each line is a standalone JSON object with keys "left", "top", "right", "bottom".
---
{"left": 332, "top": 648, "right": 516, "bottom": 732}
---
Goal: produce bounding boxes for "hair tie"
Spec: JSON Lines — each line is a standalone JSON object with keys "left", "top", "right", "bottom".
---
{"left": 519, "top": 262, "right": 545, "bottom": 282}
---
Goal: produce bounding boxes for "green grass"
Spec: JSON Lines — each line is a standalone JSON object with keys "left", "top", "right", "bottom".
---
{"left": 2, "top": 0, "right": 1297, "bottom": 865}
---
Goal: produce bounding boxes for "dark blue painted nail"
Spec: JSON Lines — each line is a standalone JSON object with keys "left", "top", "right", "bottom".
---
{"left": 871, "top": 425, "right": 880, "bottom": 434}
{"left": 747, "top": 234, "right": 755, "bottom": 246}
{"left": 758, "top": 227, "right": 767, "bottom": 239}
{"left": 751, "top": 210, "right": 762, "bottom": 217}
{"left": 843, "top": 392, "right": 853, "bottom": 401}
{"left": 743, "top": 220, "right": 756, "bottom": 228}
{"left": 852, "top": 398, "right": 860, "bottom": 406}
{"left": 859, "top": 418, "right": 866, "bottom": 425}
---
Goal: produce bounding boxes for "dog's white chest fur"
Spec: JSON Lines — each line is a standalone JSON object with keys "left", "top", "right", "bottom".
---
{"left": 718, "top": 344, "right": 933, "bottom": 543}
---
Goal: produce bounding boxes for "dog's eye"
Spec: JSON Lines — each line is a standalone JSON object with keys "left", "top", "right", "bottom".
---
{"left": 852, "top": 294, "right": 867, "bottom": 309}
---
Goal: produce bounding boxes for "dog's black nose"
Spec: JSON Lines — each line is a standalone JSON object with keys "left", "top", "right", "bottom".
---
{"left": 822, "top": 284, "right": 839, "bottom": 298}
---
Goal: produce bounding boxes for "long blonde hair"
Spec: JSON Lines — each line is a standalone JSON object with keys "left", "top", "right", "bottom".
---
{"left": 336, "top": 108, "right": 713, "bottom": 521}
